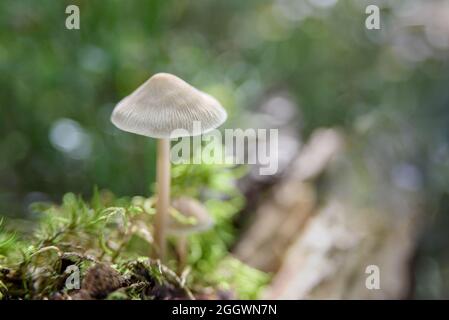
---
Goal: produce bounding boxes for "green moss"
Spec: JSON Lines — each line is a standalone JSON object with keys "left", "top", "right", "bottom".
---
{"left": 0, "top": 164, "right": 269, "bottom": 300}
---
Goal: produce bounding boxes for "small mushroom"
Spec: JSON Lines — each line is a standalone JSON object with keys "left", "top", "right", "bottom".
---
{"left": 111, "top": 73, "right": 226, "bottom": 260}
{"left": 169, "top": 197, "right": 214, "bottom": 270}
{"left": 169, "top": 197, "right": 214, "bottom": 234}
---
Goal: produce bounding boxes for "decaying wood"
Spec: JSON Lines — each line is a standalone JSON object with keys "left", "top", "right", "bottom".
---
{"left": 234, "top": 127, "right": 424, "bottom": 299}
{"left": 234, "top": 128, "right": 343, "bottom": 273}
{"left": 263, "top": 197, "right": 421, "bottom": 299}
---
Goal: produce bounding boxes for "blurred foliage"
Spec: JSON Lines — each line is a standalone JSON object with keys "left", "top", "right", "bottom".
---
{"left": 170, "top": 162, "right": 269, "bottom": 299}
{"left": 0, "top": 0, "right": 449, "bottom": 298}
{"left": 209, "top": 256, "right": 270, "bottom": 300}
{"left": 0, "top": 218, "right": 19, "bottom": 259}
{"left": 171, "top": 162, "right": 246, "bottom": 267}
{"left": 1, "top": 0, "right": 447, "bottom": 217}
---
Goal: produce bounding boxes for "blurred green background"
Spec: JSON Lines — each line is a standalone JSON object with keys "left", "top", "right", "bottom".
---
{"left": 1, "top": 0, "right": 449, "bottom": 298}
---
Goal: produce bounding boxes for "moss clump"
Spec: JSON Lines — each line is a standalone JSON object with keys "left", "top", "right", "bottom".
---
{"left": 0, "top": 164, "right": 269, "bottom": 300}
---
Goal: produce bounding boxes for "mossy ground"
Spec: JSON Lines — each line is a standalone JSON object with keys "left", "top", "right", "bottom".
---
{"left": 0, "top": 165, "right": 269, "bottom": 300}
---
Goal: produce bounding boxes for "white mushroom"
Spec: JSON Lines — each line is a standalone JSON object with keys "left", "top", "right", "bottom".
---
{"left": 169, "top": 196, "right": 214, "bottom": 235}
{"left": 111, "top": 73, "right": 227, "bottom": 260}
{"left": 111, "top": 73, "right": 227, "bottom": 138}
{"left": 169, "top": 196, "right": 214, "bottom": 270}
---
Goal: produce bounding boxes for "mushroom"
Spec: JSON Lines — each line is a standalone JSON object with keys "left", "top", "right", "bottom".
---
{"left": 169, "top": 196, "right": 214, "bottom": 270}
{"left": 111, "top": 73, "right": 227, "bottom": 260}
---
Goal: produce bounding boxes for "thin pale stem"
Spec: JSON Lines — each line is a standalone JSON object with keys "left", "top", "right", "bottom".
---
{"left": 177, "top": 235, "right": 188, "bottom": 273}
{"left": 154, "top": 138, "right": 170, "bottom": 261}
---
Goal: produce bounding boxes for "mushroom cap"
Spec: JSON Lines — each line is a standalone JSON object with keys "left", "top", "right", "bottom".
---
{"left": 168, "top": 197, "right": 214, "bottom": 235}
{"left": 111, "top": 73, "right": 227, "bottom": 139}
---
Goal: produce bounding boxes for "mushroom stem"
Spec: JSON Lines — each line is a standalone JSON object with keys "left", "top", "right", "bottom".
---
{"left": 155, "top": 138, "right": 170, "bottom": 261}
{"left": 177, "top": 235, "right": 188, "bottom": 273}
